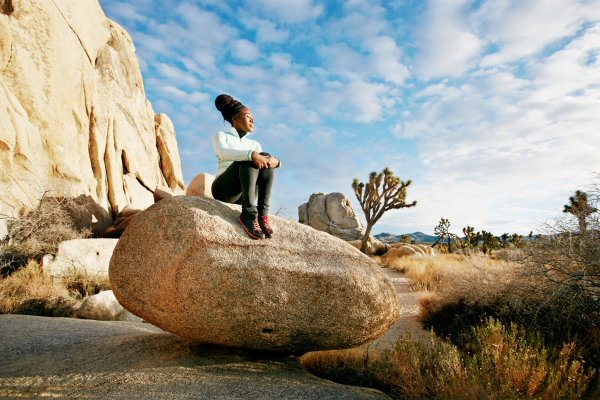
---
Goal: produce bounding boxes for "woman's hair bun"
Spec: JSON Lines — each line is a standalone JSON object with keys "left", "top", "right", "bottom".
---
{"left": 215, "top": 94, "right": 246, "bottom": 124}
{"left": 215, "top": 94, "right": 233, "bottom": 112}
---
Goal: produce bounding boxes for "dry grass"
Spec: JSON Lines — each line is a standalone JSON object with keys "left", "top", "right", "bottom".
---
{"left": 0, "top": 260, "right": 110, "bottom": 316}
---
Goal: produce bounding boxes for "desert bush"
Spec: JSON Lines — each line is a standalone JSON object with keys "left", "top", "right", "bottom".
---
{"left": 1, "top": 189, "right": 92, "bottom": 262}
{"left": 0, "top": 258, "right": 109, "bottom": 316}
{"left": 303, "top": 318, "right": 594, "bottom": 399}
{"left": 0, "top": 259, "right": 76, "bottom": 316}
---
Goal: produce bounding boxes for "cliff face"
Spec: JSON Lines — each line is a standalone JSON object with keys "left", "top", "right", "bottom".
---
{"left": 0, "top": 0, "right": 185, "bottom": 234}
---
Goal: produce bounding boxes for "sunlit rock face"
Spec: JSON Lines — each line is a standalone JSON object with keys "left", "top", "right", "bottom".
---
{"left": 0, "top": 0, "right": 184, "bottom": 234}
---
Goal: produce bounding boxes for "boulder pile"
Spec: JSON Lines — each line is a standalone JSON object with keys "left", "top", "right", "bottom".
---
{"left": 299, "top": 192, "right": 365, "bottom": 241}
{"left": 386, "top": 243, "right": 434, "bottom": 259}
{"left": 110, "top": 196, "right": 399, "bottom": 353}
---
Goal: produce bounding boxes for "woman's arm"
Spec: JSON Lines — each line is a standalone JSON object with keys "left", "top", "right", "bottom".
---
{"left": 212, "top": 132, "right": 254, "bottom": 162}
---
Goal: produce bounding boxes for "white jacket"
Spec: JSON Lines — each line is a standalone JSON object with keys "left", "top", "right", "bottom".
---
{"left": 212, "top": 127, "right": 262, "bottom": 177}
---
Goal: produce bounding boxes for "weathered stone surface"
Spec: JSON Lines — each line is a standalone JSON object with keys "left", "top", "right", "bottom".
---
{"left": 0, "top": 218, "right": 7, "bottom": 241}
{"left": 186, "top": 173, "right": 215, "bottom": 198}
{"left": 0, "top": 0, "right": 184, "bottom": 235}
{"left": 301, "top": 192, "right": 365, "bottom": 241}
{"left": 298, "top": 202, "right": 308, "bottom": 224}
{"left": 43, "top": 239, "right": 118, "bottom": 278}
{"left": 154, "top": 185, "right": 174, "bottom": 203}
{"left": 0, "top": 315, "right": 391, "bottom": 399}
{"left": 110, "top": 196, "right": 399, "bottom": 353}
{"left": 77, "top": 290, "right": 141, "bottom": 322}
{"left": 119, "top": 203, "right": 144, "bottom": 218}
{"left": 386, "top": 244, "right": 424, "bottom": 259}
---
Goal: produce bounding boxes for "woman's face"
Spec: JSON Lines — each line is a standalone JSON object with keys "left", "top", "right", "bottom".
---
{"left": 232, "top": 108, "right": 254, "bottom": 133}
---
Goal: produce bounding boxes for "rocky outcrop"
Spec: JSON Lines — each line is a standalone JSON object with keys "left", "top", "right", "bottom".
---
{"left": 110, "top": 196, "right": 399, "bottom": 353}
{"left": 299, "top": 192, "right": 365, "bottom": 241}
{"left": 386, "top": 244, "right": 434, "bottom": 259}
{"left": 42, "top": 238, "right": 118, "bottom": 278}
{"left": 0, "top": 0, "right": 184, "bottom": 235}
{"left": 76, "top": 290, "right": 141, "bottom": 322}
{"left": 186, "top": 173, "right": 215, "bottom": 198}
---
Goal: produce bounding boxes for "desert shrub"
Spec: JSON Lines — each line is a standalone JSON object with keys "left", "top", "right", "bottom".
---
{"left": 1, "top": 190, "right": 92, "bottom": 262}
{"left": 0, "top": 258, "right": 109, "bottom": 316}
{"left": 303, "top": 319, "right": 594, "bottom": 399}
{"left": 0, "top": 259, "right": 77, "bottom": 316}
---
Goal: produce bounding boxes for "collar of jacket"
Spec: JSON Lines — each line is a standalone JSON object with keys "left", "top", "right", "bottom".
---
{"left": 227, "top": 127, "right": 250, "bottom": 139}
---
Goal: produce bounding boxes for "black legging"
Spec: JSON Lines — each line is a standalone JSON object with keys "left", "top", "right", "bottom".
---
{"left": 211, "top": 152, "right": 275, "bottom": 220}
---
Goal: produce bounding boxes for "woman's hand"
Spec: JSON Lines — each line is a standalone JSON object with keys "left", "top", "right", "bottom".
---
{"left": 251, "top": 151, "right": 270, "bottom": 169}
{"left": 266, "top": 157, "right": 279, "bottom": 168}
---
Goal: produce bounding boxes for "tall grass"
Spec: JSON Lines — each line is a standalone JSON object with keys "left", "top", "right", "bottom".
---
{"left": 0, "top": 259, "right": 110, "bottom": 316}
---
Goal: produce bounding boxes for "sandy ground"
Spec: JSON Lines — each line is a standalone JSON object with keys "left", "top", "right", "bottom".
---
{"left": 371, "top": 266, "right": 430, "bottom": 349}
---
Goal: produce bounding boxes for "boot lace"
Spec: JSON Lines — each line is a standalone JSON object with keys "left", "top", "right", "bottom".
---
{"left": 261, "top": 216, "right": 272, "bottom": 231}
{"left": 252, "top": 220, "right": 261, "bottom": 231}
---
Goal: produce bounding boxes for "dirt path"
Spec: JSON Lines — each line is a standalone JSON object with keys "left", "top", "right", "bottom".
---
{"left": 371, "top": 267, "right": 430, "bottom": 350}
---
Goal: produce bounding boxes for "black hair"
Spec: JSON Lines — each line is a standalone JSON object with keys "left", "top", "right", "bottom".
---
{"left": 215, "top": 94, "right": 246, "bottom": 124}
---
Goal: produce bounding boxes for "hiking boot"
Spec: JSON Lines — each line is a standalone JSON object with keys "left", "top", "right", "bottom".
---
{"left": 259, "top": 215, "right": 274, "bottom": 238}
{"left": 239, "top": 217, "right": 264, "bottom": 240}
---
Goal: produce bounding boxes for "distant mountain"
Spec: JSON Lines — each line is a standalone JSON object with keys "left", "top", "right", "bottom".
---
{"left": 374, "top": 232, "right": 439, "bottom": 243}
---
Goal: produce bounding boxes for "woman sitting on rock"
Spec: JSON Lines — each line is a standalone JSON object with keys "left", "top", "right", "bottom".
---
{"left": 211, "top": 94, "right": 280, "bottom": 240}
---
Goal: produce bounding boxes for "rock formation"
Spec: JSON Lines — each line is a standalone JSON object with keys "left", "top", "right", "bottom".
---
{"left": 42, "top": 238, "right": 118, "bottom": 278}
{"left": 298, "top": 192, "right": 365, "bottom": 241}
{"left": 76, "top": 290, "right": 141, "bottom": 322}
{"left": 0, "top": 0, "right": 184, "bottom": 235}
{"left": 110, "top": 196, "right": 399, "bottom": 353}
{"left": 186, "top": 173, "right": 215, "bottom": 198}
{"left": 385, "top": 243, "right": 434, "bottom": 259}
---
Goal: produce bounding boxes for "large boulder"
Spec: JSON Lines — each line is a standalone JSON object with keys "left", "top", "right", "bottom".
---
{"left": 0, "top": 0, "right": 184, "bottom": 235}
{"left": 42, "top": 238, "right": 118, "bottom": 278}
{"left": 76, "top": 290, "right": 141, "bottom": 322}
{"left": 110, "top": 196, "right": 399, "bottom": 353}
{"left": 299, "top": 192, "right": 365, "bottom": 241}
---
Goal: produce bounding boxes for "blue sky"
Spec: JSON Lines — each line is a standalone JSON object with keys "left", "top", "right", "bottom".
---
{"left": 98, "top": 0, "right": 600, "bottom": 236}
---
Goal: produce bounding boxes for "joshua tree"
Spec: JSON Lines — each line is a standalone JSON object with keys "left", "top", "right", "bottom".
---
{"left": 481, "top": 230, "right": 499, "bottom": 255}
{"left": 500, "top": 233, "right": 510, "bottom": 248}
{"left": 352, "top": 167, "right": 416, "bottom": 253}
{"left": 463, "top": 226, "right": 481, "bottom": 250}
{"left": 399, "top": 234, "right": 410, "bottom": 243}
{"left": 432, "top": 218, "right": 463, "bottom": 253}
{"left": 563, "top": 190, "right": 597, "bottom": 238}
{"left": 510, "top": 233, "right": 524, "bottom": 248}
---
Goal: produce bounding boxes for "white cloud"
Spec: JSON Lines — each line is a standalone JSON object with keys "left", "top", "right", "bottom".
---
{"left": 233, "top": 39, "right": 260, "bottom": 61}
{"left": 155, "top": 63, "right": 199, "bottom": 87}
{"left": 250, "top": 0, "right": 323, "bottom": 23}
{"left": 363, "top": 36, "right": 410, "bottom": 85}
{"left": 154, "top": 84, "right": 210, "bottom": 104}
{"left": 417, "top": 0, "right": 485, "bottom": 79}
{"left": 240, "top": 17, "right": 289, "bottom": 43}
{"left": 475, "top": 0, "right": 597, "bottom": 67}
{"left": 346, "top": 79, "right": 392, "bottom": 122}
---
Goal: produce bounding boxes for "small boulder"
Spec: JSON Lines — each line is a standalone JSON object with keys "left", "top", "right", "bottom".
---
{"left": 43, "top": 239, "right": 118, "bottom": 278}
{"left": 110, "top": 196, "right": 399, "bottom": 353}
{"left": 186, "top": 173, "right": 215, "bottom": 198}
{"left": 77, "top": 290, "right": 141, "bottom": 322}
